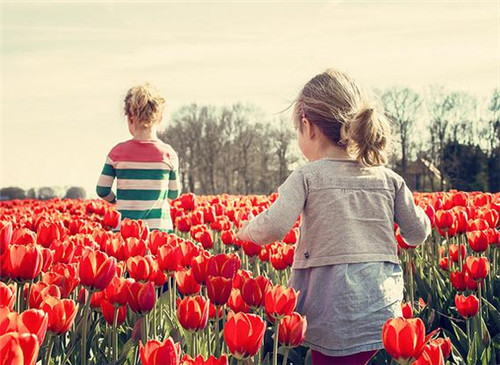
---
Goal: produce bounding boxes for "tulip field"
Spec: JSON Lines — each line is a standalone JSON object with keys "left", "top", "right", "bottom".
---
{"left": 0, "top": 191, "right": 499, "bottom": 365}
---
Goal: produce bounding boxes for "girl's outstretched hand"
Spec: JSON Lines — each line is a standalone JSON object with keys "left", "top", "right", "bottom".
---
{"left": 236, "top": 214, "right": 254, "bottom": 242}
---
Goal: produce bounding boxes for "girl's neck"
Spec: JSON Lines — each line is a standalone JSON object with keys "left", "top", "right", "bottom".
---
{"left": 132, "top": 127, "right": 158, "bottom": 141}
{"left": 309, "top": 141, "right": 352, "bottom": 161}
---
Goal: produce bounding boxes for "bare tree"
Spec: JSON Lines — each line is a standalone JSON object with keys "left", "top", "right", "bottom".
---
{"left": 380, "top": 87, "right": 421, "bottom": 172}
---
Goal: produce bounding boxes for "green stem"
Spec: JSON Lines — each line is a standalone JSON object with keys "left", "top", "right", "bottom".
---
{"left": 407, "top": 251, "right": 414, "bottom": 311}
{"left": 207, "top": 321, "right": 212, "bottom": 356}
{"left": 192, "top": 331, "right": 196, "bottom": 356}
{"left": 478, "top": 281, "right": 484, "bottom": 341}
{"left": 446, "top": 232, "right": 452, "bottom": 289}
{"left": 112, "top": 306, "right": 119, "bottom": 362}
{"left": 45, "top": 334, "right": 55, "bottom": 365}
{"left": 273, "top": 320, "right": 280, "bottom": 365}
{"left": 215, "top": 306, "right": 220, "bottom": 357}
{"left": 282, "top": 347, "right": 290, "bottom": 365}
{"left": 26, "top": 280, "right": 33, "bottom": 309}
{"left": 466, "top": 318, "right": 471, "bottom": 345}
{"left": 81, "top": 290, "right": 92, "bottom": 365}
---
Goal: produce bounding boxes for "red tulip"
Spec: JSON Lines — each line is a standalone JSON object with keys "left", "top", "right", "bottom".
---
{"left": 223, "top": 311, "right": 266, "bottom": 360}
{"left": 467, "top": 231, "right": 489, "bottom": 253}
{"left": 105, "top": 276, "right": 133, "bottom": 307}
{"left": 433, "top": 338, "right": 452, "bottom": 359}
{"left": 147, "top": 230, "right": 169, "bottom": 255}
{"left": 448, "top": 244, "right": 466, "bottom": 263}
{"left": 465, "top": 256, "right": 489, "bottom": 281}
{"left": 413, "top": 341, "right": 445, "bottom": 365}
{"left": 175, "top": 269, "right": 202, "bottom": 296}
{"left": 157, "top": 244, "right": 182, "bottom": 273}
{"left": 123, "top": 237, "right": 148, "bottom": 259}
{"left": 435, "top": 210, "right": 455, "bottom": 232}
{"left": 2, "top": 244, "right": 43, "bottom": 281}
{"left": 283, "top": 228, "right": 299, "bottom": 244}
{"left": 0, "top": 282, "right": 16, "bottom": 310}
{"left": 401, "top": 302, "right": 413, "bottom": 319}
{"left": 191, "top": 251, "right": 211, "bottom": 285}
{"left": 0, "top": 221, "right": 12, "bottom": 255}
{"left": 180, "top": 354, "right": 228, "bottom": 365}
{"left": 102, "top": 209, "right": 121, "bottom": 230}
{"left": 127, "top": 256, "right": 152, "bottom": 282}
{"left": 455, "top": 294, "right": 479, "bottom": 318}
{"left": 128, "top": 281, "right": 156, "bottom": 314}
{"left": 450, "top": 270, "right": 467, "bottom": 292}
{"left": 100, "top": 299, "right": 127, "bottom": 325}
{"left": 221, "top": 230, "right": 236, "bottom": 246}
{"left": 11, "top": 228, "right": 36, "bottom": 246}
{"left": 206, "top": 275, "right": 232, "bottom": 306}
{"left": 37, "top": 220, "right": 61, "bottom": 248}
{"left": 28, "top": 282, "right": 61, "bottom": 309}
{"left": 227, "top": 289, "right": 250, "bottom": 313}
{"left": 79, "top": 250, "right": 117, "bottom": 291}
{"left": 241, "top": 275, "right": 270, "bottom": 309}
{"left": 232, "top": 270, "right": 252, "bottom": 291}
{"left": 265, "top": 285, "right": 298, "bottom": 322}
{"left": 148, "top": 259, "right": 169, "bottom": 287}
{"left": 120, "top": 218, "right": 149, "bottom": 241}
{"left": 0, "top": 307, "right": 48, "bottom": 345}
{"left": 278, "top": 312, "right": 307, "bottom": 348}
{"left": 382, "top": 317, "right": 429, "bottom": 364}
{"left": 208, "top": 254, "right": 240, "bottom": 279}
{"left": 43, "top": 263, "right": 79, "bottom": 298}
{"left": 40, "top": 296, "right": 78, "bottom": 335}
{"left": 439, "top": 257, "right": 449, "bottom": 271}
{"left": 197, "top": 230, "right": 213, "bottom": 250}
{"left": 139, "top": 337, "right": 181, "bottom": 365}
{"left": 0, "top": 332, "right": 39, "bottom": 365}
{"left": 177, "top": 295, "right": 210, "bottom": 331}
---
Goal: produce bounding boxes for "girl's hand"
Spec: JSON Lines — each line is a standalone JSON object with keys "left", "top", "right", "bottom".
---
{"left": 236, "top": 214, "right": 254, "bottom": 241}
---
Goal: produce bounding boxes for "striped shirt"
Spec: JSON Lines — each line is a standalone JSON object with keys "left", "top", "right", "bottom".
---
{"left": 96, "top": 139, "right": 180, "bottom": 232}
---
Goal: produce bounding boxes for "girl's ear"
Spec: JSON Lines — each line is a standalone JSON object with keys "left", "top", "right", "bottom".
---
{"left": 302, "top": 117, "right": 316, "bottom": 139}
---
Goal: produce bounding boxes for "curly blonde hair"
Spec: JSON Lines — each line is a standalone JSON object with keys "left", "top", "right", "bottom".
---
{"left": 293, "top": 69, "right": 394, "bottom": 167}
{"left": 124, "top": 83, "right": 165, "bottom": 128}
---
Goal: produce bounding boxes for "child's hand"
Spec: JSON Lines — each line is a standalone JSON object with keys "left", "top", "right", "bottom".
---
{"left": 236, "top": 214, "right": 254, "bottom": 241}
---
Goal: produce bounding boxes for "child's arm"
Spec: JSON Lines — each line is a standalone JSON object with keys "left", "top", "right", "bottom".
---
{"left": 167, "top": 153, "right": 181, "bottom": 200}
{"left": 394, "top": 180, "right": 431, "bottom": 246}
{"left": 96, "top": 156, "right": 117, "bottom": 204}
{"left": 237, "top": 169, "right": 307, "bottom": 245}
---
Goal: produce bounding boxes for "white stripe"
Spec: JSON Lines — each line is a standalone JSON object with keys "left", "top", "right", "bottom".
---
{"left": 117, "top": 199, "right": 171, "bottom": 211}
{"left": 115, "top": 161, "right": 173, "bottom": 170}
{"left": 168, "top": 180, "right": 180, "bottom": 191}
{"left": 104, "top": 191, "right": 116, "bottom": 202}
{"left": 106, "top": 156, "right": 115, "bottom": 165}
{"left": 117, "top": 179, "right": 169, "bottom": 190}
{"left": 143, "top": 218, "right": 173, "bottom": 230}
{"left": 98, "top": 174, "right": 114, "bottom": 187}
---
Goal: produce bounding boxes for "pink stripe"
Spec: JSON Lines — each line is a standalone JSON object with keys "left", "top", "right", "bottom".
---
{"left": 109, "top": 140, "right": 173, "bottom": 163}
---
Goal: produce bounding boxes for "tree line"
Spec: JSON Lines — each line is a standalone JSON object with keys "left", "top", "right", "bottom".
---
{"left": 1, "top": 86, "right": 498, "bottom": 201}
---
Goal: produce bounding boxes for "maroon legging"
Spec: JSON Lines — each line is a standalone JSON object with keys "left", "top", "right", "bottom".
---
{"left": 311, "top": 350, "right": 378, "bottom": 365}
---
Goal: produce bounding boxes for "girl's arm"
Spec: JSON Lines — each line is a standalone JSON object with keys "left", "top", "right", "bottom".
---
{"left": 394, "top": 181, "right": 431, "bottom": 246}
{"left": 237, "top": 169, "right": 307, "bottom": 245}
{"left": 167, "top": 153, "right": 181, "bottom": 200}
{"left": 96, "top": 156, "right": 117, "bottom": 204}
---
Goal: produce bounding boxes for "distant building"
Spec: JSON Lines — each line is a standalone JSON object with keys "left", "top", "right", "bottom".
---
{"left": 399, "top": 158, "right": 447, "bottom": 192}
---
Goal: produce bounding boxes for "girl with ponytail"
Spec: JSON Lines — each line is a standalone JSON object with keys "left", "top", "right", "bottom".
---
{"left": 238, "top": 69, "right": 431, "bottom": 364}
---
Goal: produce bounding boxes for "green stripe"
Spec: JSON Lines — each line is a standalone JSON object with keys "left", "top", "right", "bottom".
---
{"left": 116, "top": 169, "right": 170, "bottom": 180}
{"left": 119, "top": 208, "right": 171, "bottom": 220}
{"left": 117, "top": 189, "right": 168, "bottom": 201}
{"left": 96, "top": 186, "right": 112, "bottom": 197}
{"left": 167, "top": 190, "right": 180, "bottom": 200}
{"left": 169, "top": 170, "right": 178, "bottom": 180}
{"left": 101, "top": 163, "right": 116, "bottom": 177}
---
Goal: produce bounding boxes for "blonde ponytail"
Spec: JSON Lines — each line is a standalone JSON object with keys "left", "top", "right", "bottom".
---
{"left": 294, "top": 69, "right": 394, "bottom": 167}
{"left": 348, "top": 105, "right": 392, "bottom": 167}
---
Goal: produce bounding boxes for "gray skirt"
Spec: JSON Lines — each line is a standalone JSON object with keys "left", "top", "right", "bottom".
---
{"left": 288, "top": 262, "right": 404, "bottom": 357}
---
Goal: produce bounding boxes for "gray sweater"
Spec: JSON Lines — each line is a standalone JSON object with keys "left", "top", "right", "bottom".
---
{"left": 238, "top": 158, "right": 431, "bottom": 269}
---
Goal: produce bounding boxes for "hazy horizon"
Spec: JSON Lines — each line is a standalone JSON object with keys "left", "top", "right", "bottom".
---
{"left": 1, "top": 1, "right": 499, "bottom": 198}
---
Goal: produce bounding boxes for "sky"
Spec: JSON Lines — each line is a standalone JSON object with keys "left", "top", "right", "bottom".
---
{"left": 1, "top": 0, "right": 499, "bottom": 198}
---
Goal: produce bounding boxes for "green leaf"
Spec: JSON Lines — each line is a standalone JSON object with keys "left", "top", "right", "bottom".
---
{"left": 450, "top": 321, "right": 468, "bottom": 351}
{"left": 483, "top": 298, "right": 500, "bottom": 330}
{"left": 468, "top": 333, "right": 478, "bottom": 365}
